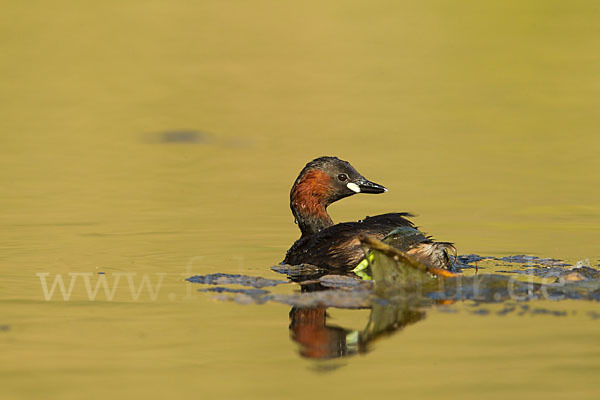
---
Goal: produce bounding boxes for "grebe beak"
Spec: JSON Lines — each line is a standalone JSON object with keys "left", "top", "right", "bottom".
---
{"left": 347, "top": 178, "right": 387, "bottom": 194}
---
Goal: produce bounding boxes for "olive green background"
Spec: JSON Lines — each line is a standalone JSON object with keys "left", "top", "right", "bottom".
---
{"left": 1, "top": 1, "right": 599, "bottom": 399}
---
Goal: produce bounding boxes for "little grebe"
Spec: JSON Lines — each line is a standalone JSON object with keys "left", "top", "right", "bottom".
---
{"left": 283, "top": 156, "right": 454, "bottom": 270}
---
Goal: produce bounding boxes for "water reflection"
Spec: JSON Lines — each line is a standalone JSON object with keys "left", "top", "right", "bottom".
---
{"left": 289, "top": 300, "right": 425, "bottom": 360}
{"left": 290, "top": 306, "right": 359, "bottom": 359}
{"left": 287, "top": 277, "right": 434, "bottom": 360}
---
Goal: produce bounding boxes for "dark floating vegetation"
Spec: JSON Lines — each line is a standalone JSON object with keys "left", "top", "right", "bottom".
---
{"left": 186, "top": 273, "right": 287, "bottom": 288}
{"left": 199, "top": 287, "right": 271, "bottom": 296}
{"left": 189, "top": 237, "right": 600, "bottom": 309}
{"left": 188, "top": 236, "right": 600, "bottom": 359}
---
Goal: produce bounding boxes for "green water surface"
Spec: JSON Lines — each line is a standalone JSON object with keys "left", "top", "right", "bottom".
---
{"left": 1, "top": 1, "right": 599, "bottom": 399}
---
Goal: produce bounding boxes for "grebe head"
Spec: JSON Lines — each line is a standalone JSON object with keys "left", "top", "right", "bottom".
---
{"left": 290, "top": 156, "right": 387, "bottom": 236}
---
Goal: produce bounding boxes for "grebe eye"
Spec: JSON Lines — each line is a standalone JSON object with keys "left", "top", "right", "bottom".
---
{"left": 338, "top": 174, "right": 348, "bottom": 181}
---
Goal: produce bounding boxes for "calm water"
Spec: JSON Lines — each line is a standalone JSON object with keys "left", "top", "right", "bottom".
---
{"left": 1, "top": 1, "right": 599, "bottom": 399}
